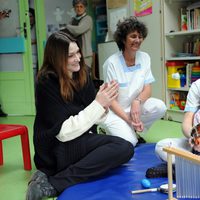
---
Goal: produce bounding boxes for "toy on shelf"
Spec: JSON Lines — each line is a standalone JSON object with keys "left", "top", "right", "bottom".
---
{"left": 166, "top": 61, "right": 185, "bottom": 89}
{"left": 191, "top": 61, "right": 200, "bottom": 84}
{"left": 170, "top": 92, "right": 180, "bottom": 110}
{"left": 170, "top": 91, "right": 187, "bottom": 111}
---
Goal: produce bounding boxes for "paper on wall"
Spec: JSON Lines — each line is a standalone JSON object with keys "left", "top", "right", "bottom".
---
{"left": 109, "top": 7, "right": 127, "bottom": 34}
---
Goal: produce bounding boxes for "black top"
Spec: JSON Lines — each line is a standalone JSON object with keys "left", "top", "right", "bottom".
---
{"left": 33, "top": 73, "right": 96, "bottom": 174}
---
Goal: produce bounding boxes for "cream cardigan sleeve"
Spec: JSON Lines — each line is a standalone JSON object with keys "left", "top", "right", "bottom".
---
{"left": 56, "top": 100, "right": 106, "bottom": 142}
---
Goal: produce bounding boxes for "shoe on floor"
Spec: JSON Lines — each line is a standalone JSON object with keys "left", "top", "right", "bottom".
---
{"left": 26, "top": 179, "right": 57, "bottom": 200}
{"left": 28, "top": 170, "right": 48, "bottom": 185}
{"left": 137, "top": 135, "right": 146, "bottom": 144}
{"left": 146, "top": 163, "right": 168, "bottom": 178}
{"left": 0, "top": 109, "right": 7, "bottom": 117}
{"left": 146, "top": 163, "right": 176, "bottom": 179}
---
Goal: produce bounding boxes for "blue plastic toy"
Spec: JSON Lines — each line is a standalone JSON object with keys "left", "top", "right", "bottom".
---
{"left": 141, "top": 178, "right": 151, "bottom": 188}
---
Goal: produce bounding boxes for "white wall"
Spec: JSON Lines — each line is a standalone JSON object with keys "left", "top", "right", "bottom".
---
{"left": 136, "top": 1, "right": 164, "bottom": 100}
{"left": 0, "top": 0, "right": 20, "bottom": 37}
{"left": 44, "top": 0, "right": 74, "bottom": 36}
{"left": 98, "top": 0, "right": 164, "bottom": 100}
{"left": 98, "top": 41, "right": 118, "bottom": 80}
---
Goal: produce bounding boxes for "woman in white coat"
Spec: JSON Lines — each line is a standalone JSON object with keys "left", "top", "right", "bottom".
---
{"left": 101, "top": 16, "right": 167, "bottom": 146}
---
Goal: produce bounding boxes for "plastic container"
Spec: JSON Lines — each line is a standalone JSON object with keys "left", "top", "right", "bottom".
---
{"left": 180, "top": 74, "right": 186, "bottom": 87}
{"left": 166, "top": 61, "right": 185, "bottom": 88}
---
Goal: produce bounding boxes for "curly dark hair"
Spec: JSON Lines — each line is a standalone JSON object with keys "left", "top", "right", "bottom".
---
{"left": 72, "top": 0, "right": 88, "bottom": 7}
{"left": 114, "top": 16, "right": 148, "bottom": 51}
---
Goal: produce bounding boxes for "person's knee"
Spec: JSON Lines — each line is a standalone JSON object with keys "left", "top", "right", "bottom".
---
{"left": 119, "top": 139, "right": 134, "bottom": 160}
{"left": 155, "top": 138, "right": 170, "bottom": 151}
{"left": 113, "top": 137, "right": 134, "bottom": 159}
{"left": 115, "top": 128, "right": 138, "bottom": 147}
{"left": 124, "top": 140, "right": 134, "bottom": 156}
{"left": 155, "top": 138, "right": 172, "bottom": 162}
{"left": 120, "top": 135, "right": 138, "bottom": 147}
{"left": 103, "top": 124, "right": 138, "bottom": 146}
{"left": 160, "top": 101, "right": 167, "bottom": 113}
{"left": 143, "top": 98, "right": 167, "bottom": 117}
{"left": 155, "top": 140, "right": 165, "bottom": 154}
{"left": 129, "top": 138, "right": 138, "bottom": 147}
{"left": 154, "top": 100, "right": 167, "bottom": 116}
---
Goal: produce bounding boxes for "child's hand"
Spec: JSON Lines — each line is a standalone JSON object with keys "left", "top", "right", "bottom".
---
{"left": 189, "top": 124, "right": 200, "bottom": 154}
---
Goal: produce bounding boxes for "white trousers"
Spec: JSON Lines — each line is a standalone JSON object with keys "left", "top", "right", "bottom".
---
{"left": 155, "top": 109, "right": 200, "bottom": 164}
{"left": 101, "top": 97, "right": 167, "bottom": 146}
{"left": 155, "top": 138, "right": 192, "bottom": 164}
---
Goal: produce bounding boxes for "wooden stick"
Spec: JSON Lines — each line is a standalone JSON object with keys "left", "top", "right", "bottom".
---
{"left": 163, "top": 147, "right": 200, "bottom": 165}
{"left": 131, "top": 188, "right": 157, "bottom": 194}
{"left": 167, "top": 153, "right": 177, "bottom": 200}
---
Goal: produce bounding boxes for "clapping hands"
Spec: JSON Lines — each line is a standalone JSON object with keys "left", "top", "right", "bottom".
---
{"left": 95, "top": 80, "right": 119, "bottom": 109}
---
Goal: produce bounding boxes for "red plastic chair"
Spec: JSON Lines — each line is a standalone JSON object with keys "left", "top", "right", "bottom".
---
{"left": 0, "top": 124, "right": 32, "bottom": 170}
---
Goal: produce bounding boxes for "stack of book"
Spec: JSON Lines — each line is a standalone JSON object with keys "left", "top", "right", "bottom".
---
{"left": 181, "top": 2, "right": 200, "bottom": 31}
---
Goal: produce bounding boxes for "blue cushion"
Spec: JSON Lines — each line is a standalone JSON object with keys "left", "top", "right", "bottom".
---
{"left": 57, "top": 143, "right": 176, "bottom": 200}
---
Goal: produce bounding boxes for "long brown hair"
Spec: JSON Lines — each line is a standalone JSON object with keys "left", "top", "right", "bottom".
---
{"left": 38, "top": 31, "right": 87, "bottom": 101}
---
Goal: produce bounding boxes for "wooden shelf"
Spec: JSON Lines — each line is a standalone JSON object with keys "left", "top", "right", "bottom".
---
{"left": 167, "top": 87, "right": 189, "bottom": 91}
{"left": 166, "top": 56, "right": 200, "bottom": 61}
{"left": 163, "top": 0, "right": 200, "bottom": 122}
{"left": 165, "top": 29, "right": 200, "bottom": 37}
{"left": 167, "top": 109, "right": 184, "bottom": 113}
{"left": 166, "top": 0, "right": 196, "bottom": 4}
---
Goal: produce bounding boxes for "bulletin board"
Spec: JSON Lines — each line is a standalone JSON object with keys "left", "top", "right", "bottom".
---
{"left": 107, "top": 0, "right": 127, "bottom": 9}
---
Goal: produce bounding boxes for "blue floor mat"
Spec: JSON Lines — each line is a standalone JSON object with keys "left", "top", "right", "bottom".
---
{"left": 57, "top": 143, "right": 174, "bottom": 200}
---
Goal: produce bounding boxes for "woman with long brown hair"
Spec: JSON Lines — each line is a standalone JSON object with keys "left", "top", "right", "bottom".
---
{"left": 26, "top": 31, "right": 134, "bottom": 200}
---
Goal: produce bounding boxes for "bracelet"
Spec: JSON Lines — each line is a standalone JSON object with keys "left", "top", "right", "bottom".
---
{"left": 135, "top": 97, "right": 142, "bottom": 104}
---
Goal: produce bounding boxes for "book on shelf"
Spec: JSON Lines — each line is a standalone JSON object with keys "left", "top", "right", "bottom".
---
{"left": 193, "top": 39, "right": 200, "bottom": 56}
{"left": 186, "top": 63, "right": 194, "bottom": 88}
{"left": 186, "top": 2, "right": 200, "bottom": 30}
{"left": 181, "top": 8, "right": 188, "bottom": 31}
{"left": 183, "top": 39, "right": 200, "bottom": 56}
{"left": 194, "top": 8, "right": 200, "bottom": 29}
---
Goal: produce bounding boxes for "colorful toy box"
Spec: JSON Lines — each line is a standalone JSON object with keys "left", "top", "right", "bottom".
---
{"left": 166, "top": 61, "right": 185, "bottom": 88}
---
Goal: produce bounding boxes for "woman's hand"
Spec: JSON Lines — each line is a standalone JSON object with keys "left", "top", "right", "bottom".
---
{"left": 95, "top": 80, "right": 119, "bottom": 109}
{"left": 130, "top": 100, "right": 144, "bottom": 132}
{"left": 131, "top": 120, "right": 144, "bottom": 132}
